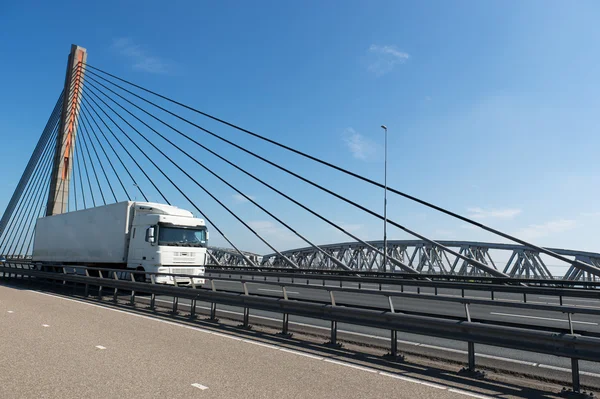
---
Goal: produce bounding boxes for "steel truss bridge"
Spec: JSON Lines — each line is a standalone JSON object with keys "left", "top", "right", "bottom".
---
{"left": 1, "top": 44, "right": 599, "bottom": 283}
{"left": 209, "top": 241, "right": 600, "bottom": 280}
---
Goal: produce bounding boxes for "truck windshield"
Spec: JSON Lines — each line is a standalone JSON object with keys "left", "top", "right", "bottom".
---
{"left": 158, "top": 226, "right": 207, "bottom": 247}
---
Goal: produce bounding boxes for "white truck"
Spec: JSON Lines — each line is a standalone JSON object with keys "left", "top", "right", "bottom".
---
{"left": 32, "top": 201, "right": 208, "bottom": 285}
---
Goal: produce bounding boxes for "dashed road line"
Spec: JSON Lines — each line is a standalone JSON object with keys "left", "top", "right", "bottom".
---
{"left": 191, "top": 383, "right": 209, "bottom": 390}
{"left": 95, "top": 345, "right": 106, "bottom": 350}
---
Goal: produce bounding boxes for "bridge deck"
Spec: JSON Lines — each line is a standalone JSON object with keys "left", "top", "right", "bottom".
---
{"left": 0, "top": 284, "right": 488, "bottom": 399}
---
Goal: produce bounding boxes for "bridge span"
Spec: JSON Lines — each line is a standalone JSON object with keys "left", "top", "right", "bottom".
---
{"left": 209, "top": 240, "right": 600, "bottom": 281}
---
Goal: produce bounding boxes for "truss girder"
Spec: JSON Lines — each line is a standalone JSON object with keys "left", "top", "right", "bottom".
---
{"left": 239, "top": 240, "right": 600, "bottom": 280}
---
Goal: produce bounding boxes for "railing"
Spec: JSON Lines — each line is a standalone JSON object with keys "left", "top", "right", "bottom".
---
{"left": 206, "top": 264, "right": 600, "bottom": 289}
{"left": 2, "top": 261, "right": 600, "bottom": 393}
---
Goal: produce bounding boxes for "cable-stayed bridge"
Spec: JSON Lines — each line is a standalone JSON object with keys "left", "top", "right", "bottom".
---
{"left": 1, "top": 44, "right": 598, "bottom": 281}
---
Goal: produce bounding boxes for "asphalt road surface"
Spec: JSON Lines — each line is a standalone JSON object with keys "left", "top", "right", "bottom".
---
{"left": 0, "top": 283, "right": 520, "bottom": 399}
{"left": 175, "top": 275, "right": 600, "bottom": 376}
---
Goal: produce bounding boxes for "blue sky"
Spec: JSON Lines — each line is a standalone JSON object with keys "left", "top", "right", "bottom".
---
{"left": 1, "top": 1, "right": 599, "bottom": 273}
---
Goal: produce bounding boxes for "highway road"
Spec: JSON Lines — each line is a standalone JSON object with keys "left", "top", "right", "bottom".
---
{"left": 156, "top": 274, "right": 600, "bottom": 378}
{"left": 0, "top": 283, "right": 537, "bottom": 399}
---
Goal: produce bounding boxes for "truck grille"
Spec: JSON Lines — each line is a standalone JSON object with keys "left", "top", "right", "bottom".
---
{"left": 173, "top": 252, "right": 196, "bottom": 264}
{"left": 171, "top": 268, "right": 196, "bottom": 275}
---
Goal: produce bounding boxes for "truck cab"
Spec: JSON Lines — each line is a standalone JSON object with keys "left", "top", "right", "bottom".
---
{"left": 127, "top": 203, "right": 207, "bottom": 285}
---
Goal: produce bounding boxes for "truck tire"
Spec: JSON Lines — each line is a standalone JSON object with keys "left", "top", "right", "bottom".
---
{"left": 134, "top": 267, "right": 146, "bottom": 282}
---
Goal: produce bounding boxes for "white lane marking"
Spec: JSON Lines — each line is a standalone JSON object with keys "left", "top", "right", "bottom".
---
{"left": 7, "top": 310, "right": 14, "bottom": 313}
{"left": 448, "top": 388, "right": 496, "bottom": 399}
{"left": 95, "top": 345, "right": 106, "bottom": 350}
{"left": 191, "top": 383, "right": 209, "bottom": 390}
{"left": 258, "top": 288, "right": 299, "bottom": 294}
{"left": 242, "top": 339, "right": 279, "bottom": 350}
{"left": 490, "top": 312, "right": 598, "bottom": 325}
{"left": 477, "top": 354, "right": 537, "bottom": 366}
{"left": 420, "top": 344, "right": 465, "bottom": 354}
{"left": 278, "top": 348, "right": 324, "bottom": 360}
{"left": 323, "top": 359, "right": 377, "bottom": 373}
{"left": 417, "top": 345, "right": 538, "bottom": 366}
{"left": 42, "top": 324, "right": 50, "bottom": 327}
{"left": 379, "top": 372, "right": 447, "bottom": 389}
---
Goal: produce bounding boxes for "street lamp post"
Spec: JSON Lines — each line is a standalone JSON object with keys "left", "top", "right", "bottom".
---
{"left": 381, "top": 125, "right": 388, "bottom": 273}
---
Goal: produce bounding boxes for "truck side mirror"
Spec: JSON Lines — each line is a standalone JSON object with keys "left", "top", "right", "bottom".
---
{"left": 146, "top": 226, "right": 156, "bottom": 244}
{"left": 206, "top": 231, "right": 209, "bottom": 241}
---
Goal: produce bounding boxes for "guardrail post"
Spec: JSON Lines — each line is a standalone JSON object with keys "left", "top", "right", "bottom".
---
{"left": 282, "top": 313, "right": 290, "bottom": 336}
{"left": 113, "top": 273, "right": 119, "bottom": 302}
{"left": 208, "top": 279, "right": 218, "bottom": 321}
{"left": 571, "top": 358, "right": 580, "bottom": 393}
{"left": 84, "top": 269, "right": 90, "bottom": 297}
{"left": 149, "top": 274, "right": 156, "bottom": 310}
{"left": 243, "top": 307, "right": 250, "bottom": 328}
{"left": 97, "top": 270, "right": 103, "bottom": 299}
{"left": 190, "top": 299, "right": 196, "bottom": 319}
{"left": 330, "top": 320, "right": 338, "bottom": 345}
{"left": 325, "top": 291, "right": 341, "bottom": 347}
{"left": 129, "top": 272, "right": 136, "bottom": 305}
{"left": 460, "top": 303, "right": 483, "bottom": 377}
{"left": 468, "top": 342, "right": 476, "bottom": 372}
{"left": 280, "top": 286, "right": 292, "bottom": 336}
{"left": 390, "top": 330, "right": 398, "bottom": 357}
{"left": 240, "top": 281, "right": 251, "bottom": 329}
{"left": 172, "top": 295, "right": 179, "bottom": 314}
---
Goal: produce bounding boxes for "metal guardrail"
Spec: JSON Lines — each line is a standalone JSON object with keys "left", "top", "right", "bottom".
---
{"left": 207, "top": 264, "right": 600, "bottom": 288}
{"left": 205, "top": 267, "right": 600, "bottom": 302}
{"left": 2, "top": 262, "right": 600, "bottom": 393}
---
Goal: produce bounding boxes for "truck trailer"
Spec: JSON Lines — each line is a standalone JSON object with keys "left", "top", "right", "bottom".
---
{"left": 32, "top": 201, "right": 208, "bottom": 284}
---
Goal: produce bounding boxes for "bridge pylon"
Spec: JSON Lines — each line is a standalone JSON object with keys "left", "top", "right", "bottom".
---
{"left": 45, "top": 44, "right": 87, "bottom": 216}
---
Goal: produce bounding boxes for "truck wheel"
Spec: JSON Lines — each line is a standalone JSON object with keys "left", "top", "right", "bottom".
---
{"left": 134, "top": 267, "right": 146, "bottom": 282}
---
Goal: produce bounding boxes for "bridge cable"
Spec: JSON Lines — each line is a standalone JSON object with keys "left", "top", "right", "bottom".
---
{"left": 82, "top": 64, "right": 599, "bottom": 276}
{"left": 77, "top": 109, "right": 118, "bottom": 203}
{"left": 80, "top": 89, "right": 251, "bottom": 267}
{"left": 79, "top": 97, "right": 166, "bottom": 204}
{"left": 84, "top": 82, "right": 323, "bottom": 269}
{"left": 0, "top": 92, "right": 63, "bottom": 241}
{"left": 84, "top": 77, "right": 416, "bottom": 273}
{"left": 0, "top": 129, "right": 56, "bottom": 255}
{"left": 74, "top": 103, "right": 106, "bottom": 205}
{"left": 78, "top": 103, "right": 135, "bottom": 201}
{"left": 73, "top": 111, "right": 96, "bottom": 207}
{"left": 80, "top": 70, "right": 499, "bottom": 276}
{"left": 4, "top": 121, "right": 59, "bottom": 256}
{"left": 0, "top": 115, "right": 59, "bottom": 254}
{"left": 16, "top": 143, "right": 58, "bottom": 257}
{"left": 80, "top": 84, "right": 267, "bottom": 267}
